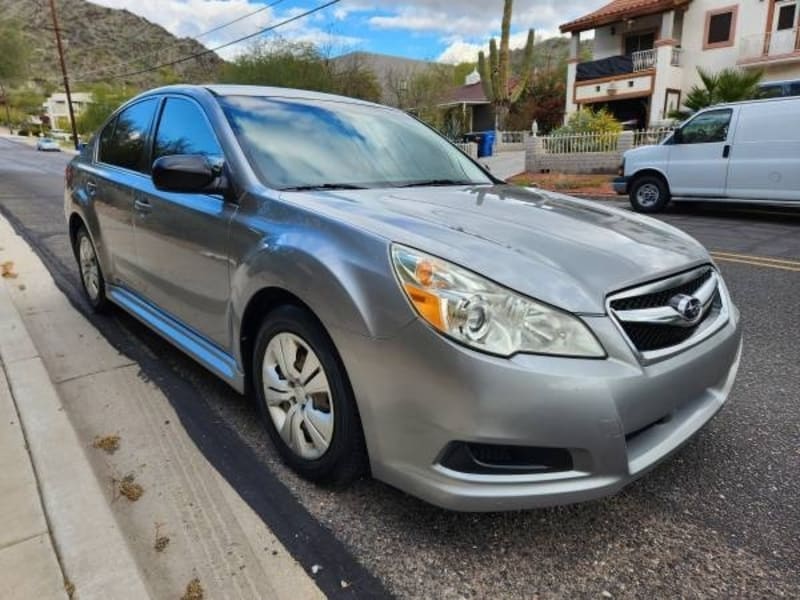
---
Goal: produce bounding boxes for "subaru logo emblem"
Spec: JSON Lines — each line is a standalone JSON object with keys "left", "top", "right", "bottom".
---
{"left": 669, "top": 293, "right": 702, "bottom": 322}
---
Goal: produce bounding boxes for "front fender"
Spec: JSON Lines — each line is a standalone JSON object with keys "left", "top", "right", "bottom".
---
{"left": 229, "top": 198, "right": 416, "bottom": 364}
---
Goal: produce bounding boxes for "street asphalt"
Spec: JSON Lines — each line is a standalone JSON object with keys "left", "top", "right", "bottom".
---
{"left": 0, "top": 137, "right": 797, "bottom": 598}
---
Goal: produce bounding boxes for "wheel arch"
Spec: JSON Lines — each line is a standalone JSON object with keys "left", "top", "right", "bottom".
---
{"left": 630, "top": 168, "right": 670, "bottom": 192}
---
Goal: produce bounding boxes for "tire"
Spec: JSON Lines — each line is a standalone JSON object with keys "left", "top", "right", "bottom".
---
{"left": 74, "top": 225, "right": 110, "bottom": 312}
{"left": 252, "top": 305, "right": 367, "bottom": 485}
{"left": 629, "top": 175, "right": 670, "bottom": 213}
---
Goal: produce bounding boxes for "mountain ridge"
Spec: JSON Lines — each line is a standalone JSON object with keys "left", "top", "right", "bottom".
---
{"left": 0, "top": 0, "right": 224, "bottom": 90}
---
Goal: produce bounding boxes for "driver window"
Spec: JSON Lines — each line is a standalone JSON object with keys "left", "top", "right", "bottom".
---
{"left": 154, "top": 98, "right": 222, "bottom": 160}
{"left": 679, "top": 109, "right": 732, "bottom": 144}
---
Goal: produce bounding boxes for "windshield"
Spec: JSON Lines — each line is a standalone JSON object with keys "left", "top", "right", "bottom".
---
{"left": 218, "top": 95, "right": 492, "bottom": 190}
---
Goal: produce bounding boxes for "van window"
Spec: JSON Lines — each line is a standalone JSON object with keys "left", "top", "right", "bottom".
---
{"left": 679, "top": 109, "right": 732, "bottom": 144}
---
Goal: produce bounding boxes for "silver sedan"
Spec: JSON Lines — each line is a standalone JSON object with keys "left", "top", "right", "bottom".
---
{"left": 64, "top": 85, "right": 742, "bottom": 511}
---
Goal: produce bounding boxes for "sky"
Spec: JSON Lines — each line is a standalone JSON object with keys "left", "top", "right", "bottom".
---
{"left": 91, "top": 0, "right": 600, "bottom": 63}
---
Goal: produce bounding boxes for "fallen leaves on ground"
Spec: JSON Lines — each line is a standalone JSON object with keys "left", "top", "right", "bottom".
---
{"left": 92, "top": 434, "right": 120, "bottom": 454}
{"left": 1, "top": 261, "right": 18, "bottom": 278}
{"left": 117, "top": 474, "right": 144, "bottom": 502}
{"left": 181, "top": 578, "right": 204, "bottom": 600}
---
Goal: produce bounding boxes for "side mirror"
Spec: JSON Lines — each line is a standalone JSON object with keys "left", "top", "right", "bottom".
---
{"left": 152, "top": 154, "right": 228, "bottom": 195}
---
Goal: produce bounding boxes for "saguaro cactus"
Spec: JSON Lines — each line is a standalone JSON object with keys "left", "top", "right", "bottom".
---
{"left": 477, "top": 0, "right": 535, "bottom": 130}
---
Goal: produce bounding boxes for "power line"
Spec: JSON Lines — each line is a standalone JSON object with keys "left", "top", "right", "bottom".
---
{"left": 71, "top": 0, "right": 289, "bottom": 82}
{"left": 76, "top": 0, "right": 340, "bottom": 84}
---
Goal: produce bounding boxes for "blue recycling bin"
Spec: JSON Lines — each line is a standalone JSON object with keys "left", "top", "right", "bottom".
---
{"left": 476, "top": 130, "right": 495, "bottom": 157}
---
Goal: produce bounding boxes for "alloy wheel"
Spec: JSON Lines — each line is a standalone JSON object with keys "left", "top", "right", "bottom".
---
{"left": 79, "top": 235, "right": 101, "bottom": 301}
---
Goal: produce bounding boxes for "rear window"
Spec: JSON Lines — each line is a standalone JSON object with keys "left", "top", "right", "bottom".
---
{"left": 98, "top": 98, "right": 158, "bottom": 173}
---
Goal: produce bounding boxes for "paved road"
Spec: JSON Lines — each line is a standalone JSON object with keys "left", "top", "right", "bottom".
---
{"left": 1, "top": 137, "right": 797, "bottom": 598}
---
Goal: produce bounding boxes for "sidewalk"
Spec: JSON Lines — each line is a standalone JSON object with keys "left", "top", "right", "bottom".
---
{"left": 0, "top": 215, "right": 324, "bottom": 598}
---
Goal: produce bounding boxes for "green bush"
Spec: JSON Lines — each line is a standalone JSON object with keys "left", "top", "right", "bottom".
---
{"left": 552, "top": 107, "right": 622, "bottom": 135}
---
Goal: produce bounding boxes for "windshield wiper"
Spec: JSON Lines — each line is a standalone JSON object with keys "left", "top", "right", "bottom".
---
{"left": 280, "top": 183, "right": 369, "bottom": 191}
{"left": 396, "top": 179, "right": 476, "bottom": 188}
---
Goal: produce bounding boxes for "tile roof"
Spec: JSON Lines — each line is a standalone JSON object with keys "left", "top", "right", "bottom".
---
{"left": 560, "top": 0, "right": 691, "bottom": 33}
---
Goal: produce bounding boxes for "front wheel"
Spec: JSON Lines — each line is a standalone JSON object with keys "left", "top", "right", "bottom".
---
{"left": 629, "top": 175, "right": 670, "bottom": 213}
{"left": 252, "top": 305, "right": 367, "bottom": 485}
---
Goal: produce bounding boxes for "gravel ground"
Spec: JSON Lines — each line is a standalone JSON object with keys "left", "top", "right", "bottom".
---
{"left": 1, "top": 140, "right": 798, "bottom": 598}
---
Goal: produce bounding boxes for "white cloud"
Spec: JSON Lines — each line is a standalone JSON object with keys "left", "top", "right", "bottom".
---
{"left": 92, "top": 0, "right": 364, "bottom": 60}
{"left": 90, "top": 0, "right": 598, "bottom": 62}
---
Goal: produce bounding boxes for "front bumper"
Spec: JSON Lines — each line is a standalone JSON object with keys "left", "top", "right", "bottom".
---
{"left": 334, "top": 302, "right": 742, "bottom": 512}
{"left": 613, "top": 176, "right": 629, "bottom": 195}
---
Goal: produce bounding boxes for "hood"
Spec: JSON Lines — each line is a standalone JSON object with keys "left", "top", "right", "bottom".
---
{"left": 281, "top": 185, "right": 709, "bottom": 314}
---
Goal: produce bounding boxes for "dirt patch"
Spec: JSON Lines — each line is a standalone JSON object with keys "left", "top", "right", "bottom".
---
{"left": 1, "top": 260, "right": 18, "bottom": 278}
{"left": 181, "top": 578, "right": 204, "bottom": 600}
{"left": 92, "top": 434, "right": 120, "bottom": 454}
{"left": 116, "top": 474, "right": 144, "bottom": 502}
{"left": 64, "top": 578, "right": 75, "bottom": 599}
{"left": 509, "top": 172, "right": 616, "bottom": 196}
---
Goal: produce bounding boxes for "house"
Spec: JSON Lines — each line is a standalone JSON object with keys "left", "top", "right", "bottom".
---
{"left": 438, "top": 69, "right": 496, "bottom": 133}
{"left": 330, "top": 51, "right": 439, "bottom": 107}
{"left": 42, "top": 92, "right": 93, "bottom": 129}
{"left": 561, "top": 0, "right": 800, "bottom": 127}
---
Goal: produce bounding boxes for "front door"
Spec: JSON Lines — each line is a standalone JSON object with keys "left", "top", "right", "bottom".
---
{"left": 769, "top": 0, "right": 799, "bottom": 56}
{"left": 668, "top": 108, "right": 735, "bottom": 197}
{"left": 133, "top": 96, "right": 236, "bottom": 348}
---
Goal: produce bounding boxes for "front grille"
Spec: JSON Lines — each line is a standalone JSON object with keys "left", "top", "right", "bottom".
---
{"left": 608, "top": 267, "right": 724, "bottom": 358}
{"left": 610, "top": 270, "right": 712, "bottom": 311}
{"left": 618, "top": 304, "right": 714, "bottom": 352}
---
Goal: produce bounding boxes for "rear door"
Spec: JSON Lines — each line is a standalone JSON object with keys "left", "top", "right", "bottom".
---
{"left": 133, "top": 96, "right": 236, "bottom": 347}
{"left": 725, "top": 99, "right": 800, "bottom": 201}
{"left": 90, "top": 98, "right": 159, "bottom": 291}
{"left": 667, "top": 108, "right": 736, "bottom": 197}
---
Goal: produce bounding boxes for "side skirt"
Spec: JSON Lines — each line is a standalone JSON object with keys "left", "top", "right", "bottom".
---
{"left": 106, "top": 284, "right": 246, "bottom": 393}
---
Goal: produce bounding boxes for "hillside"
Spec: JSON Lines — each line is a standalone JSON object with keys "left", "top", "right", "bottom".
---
{"left": 0, "top": 0, "right": 224, "bottom": 89}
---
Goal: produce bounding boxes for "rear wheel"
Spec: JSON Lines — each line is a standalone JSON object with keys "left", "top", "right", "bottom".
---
{"left": 629, "top": 175, "right": 670, "bottom": 213}
{"left": 74, "top": 226, "right": 109, "bottom": 312}
{"left": 252, "top": 305, "right": 367, "bottom": 485}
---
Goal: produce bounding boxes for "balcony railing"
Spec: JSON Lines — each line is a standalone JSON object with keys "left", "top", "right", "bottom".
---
{"left": 632, "top": 49, "right": 656, "bottom": 71}
{"left": 671, "top": 47, "right": 682, "bottom": 67}
{"left": 740, "top": 28, "right": 800, "bottom": 63}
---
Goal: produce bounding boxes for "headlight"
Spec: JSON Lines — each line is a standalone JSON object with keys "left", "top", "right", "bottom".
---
{"left": 391, "top": 244, "right": 605, "bottom": 358}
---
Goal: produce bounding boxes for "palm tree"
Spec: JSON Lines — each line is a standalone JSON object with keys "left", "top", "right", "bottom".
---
{"left": 671, "top": 67, "right": 764, "bottom": 119}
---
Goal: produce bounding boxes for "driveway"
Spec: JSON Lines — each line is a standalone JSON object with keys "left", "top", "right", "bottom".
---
{"left": 482, "top": 149, "right": 525, "bottom": 180}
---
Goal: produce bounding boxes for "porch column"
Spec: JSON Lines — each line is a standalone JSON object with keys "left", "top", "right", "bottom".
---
{"left": 565, "top": 32, "right": 581, "bottom": 122}
{"left": 659, "top": 10, "right": 676, "bottom": 42}
{"left": 652, "top": 10, "right": 682, "bottom": 125}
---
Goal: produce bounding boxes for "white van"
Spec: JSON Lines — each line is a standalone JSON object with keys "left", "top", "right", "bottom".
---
{"left": 615, "top": 96, "right": 800, "bottom": 212}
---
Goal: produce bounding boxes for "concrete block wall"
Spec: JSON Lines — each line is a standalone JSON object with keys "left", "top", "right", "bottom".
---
{"left": 525, "top": 131, "right": 633, "bottom": 174}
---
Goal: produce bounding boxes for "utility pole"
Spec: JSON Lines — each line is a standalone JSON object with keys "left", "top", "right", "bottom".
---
{"left": 49, "top": 0, "right": 80, "bottom": 149}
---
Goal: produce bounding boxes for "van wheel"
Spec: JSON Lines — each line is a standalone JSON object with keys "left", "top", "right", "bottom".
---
{"left": 74, "top": 226, "right": 110, "bottom": 312}
{"left": 252, "top": 305, "right": 367, "bottom": 485}
{"left": 629, "top": 175, "right": 670, "bottom": 213}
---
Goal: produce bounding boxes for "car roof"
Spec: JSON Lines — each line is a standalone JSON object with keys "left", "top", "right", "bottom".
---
{"left": 137, "top": 84, "right": 388, "bottom": 110}
{"left": 709, "top": 95, "right": 800, "bottom": 109}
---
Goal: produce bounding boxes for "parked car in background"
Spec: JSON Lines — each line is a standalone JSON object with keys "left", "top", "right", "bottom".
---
{"left": 759, "top": 79, "right": 800, "bottom": 98}
{"left": 615, "top": 96, "right": 800, "bottom": 212}
{"left": 65, "top": 85, "right": 742, "bottom": 511}
{"left": 36, "top": 137, "right": 61, "bottom": 152}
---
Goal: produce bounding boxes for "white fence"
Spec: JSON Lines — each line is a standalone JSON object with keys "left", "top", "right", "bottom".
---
{"left": 496, "top": 130, "right": 527, "bottom": 152}
{"left": 453, "top": 141, "right": 478, "bottom": 159}
{"left": 538, "top": 127, "right": 675, "bottom": 155}
{"left": 527, "top": 127, "right": 673, "bottom": 174}
{"left": 632, "top": 126, "right": 675, "bottom": 147}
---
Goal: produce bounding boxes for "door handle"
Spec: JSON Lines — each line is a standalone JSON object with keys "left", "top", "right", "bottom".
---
{"left": 722, "top": 145, "right": 731, "bottom": 158}
{"left": 85, "top": 180, "right": 97, "bottom": 196}
{"left": 134, "top": 198, "right": 152, "bottom": 213}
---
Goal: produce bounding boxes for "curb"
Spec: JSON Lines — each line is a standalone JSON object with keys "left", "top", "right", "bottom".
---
{"left": 0, "top": 267, "right": 151, "bottom": 597}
